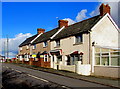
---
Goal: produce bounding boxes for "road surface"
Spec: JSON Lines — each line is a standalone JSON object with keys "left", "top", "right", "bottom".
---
{"left": 2, "top": 63, "right": 118, "bottom": 89}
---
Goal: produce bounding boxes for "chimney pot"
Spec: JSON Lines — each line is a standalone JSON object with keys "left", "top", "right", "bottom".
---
{"left": 58, "top": 20, "right": 68, "bottom": 28}
{"left": 99, "top": 3, "right": 111, "bottom": 16}
{"left": 37, "top": 28, "right": 45, "bottom": 34}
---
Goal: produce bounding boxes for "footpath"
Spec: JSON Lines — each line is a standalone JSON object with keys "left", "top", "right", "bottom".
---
{"left": 9, "top": 63, "right": 120, "bottom": 88}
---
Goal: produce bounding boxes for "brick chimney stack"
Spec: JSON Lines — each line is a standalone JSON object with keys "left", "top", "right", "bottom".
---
{"left": 37, "top": 28, "right": 45, "bottom": 34}
{"left": 58, "top": 20, "right": 68, "bottom": 28}
{"left": 99, "top": 3, "right": 111, "bottom": 16}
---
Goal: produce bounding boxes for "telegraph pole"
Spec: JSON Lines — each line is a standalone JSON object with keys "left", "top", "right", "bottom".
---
{"left": 4, "top": 41, "right": 6, "bottom": 59}
{"left": 6, "top": 35, "right": 9, "bottom": 60}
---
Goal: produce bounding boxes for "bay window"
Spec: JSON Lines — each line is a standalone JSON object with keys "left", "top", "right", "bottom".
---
{"left": 95, "top": 48, "right": 120, "bottom": 66}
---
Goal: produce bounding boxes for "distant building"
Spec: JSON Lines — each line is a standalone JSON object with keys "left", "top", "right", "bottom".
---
{"left": 0, "top": 55, "right": 5, "bottom": 62}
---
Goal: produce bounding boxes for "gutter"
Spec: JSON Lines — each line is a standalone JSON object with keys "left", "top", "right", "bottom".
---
{"left": 88, "top": 31, "right": 91, "bottom": 64}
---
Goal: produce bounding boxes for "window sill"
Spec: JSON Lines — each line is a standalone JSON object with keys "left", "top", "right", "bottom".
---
{"left": 54, "top": 46, "right": 60, "bottom": 48}
{"left": 94, "top": 65, "right": 120, "bottom": 68}
{"left": 73, "top": 42, "right": 83, "bottom": 46}
{"left": 43, "top": 46, "right": 47, "bottom": 48}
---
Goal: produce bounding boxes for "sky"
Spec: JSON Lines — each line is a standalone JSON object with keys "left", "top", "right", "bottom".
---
{"left": 2, "top": 2, "right": 100, "bottom": 37}
{"left": 0, "top": 1, "right": 119, "bottom": 58}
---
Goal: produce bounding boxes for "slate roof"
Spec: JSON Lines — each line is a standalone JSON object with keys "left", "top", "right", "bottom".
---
{"left": 19, "top": 14, "right": 104, "bottom": 47}
{"left": 52, "top": 15, "right": 103, "bottom": 40}
{"left": 19, "top": 34, "right": 38, "bottom": 47}
{"left": 32, "top": 27, "right": 59, "bottom": 45}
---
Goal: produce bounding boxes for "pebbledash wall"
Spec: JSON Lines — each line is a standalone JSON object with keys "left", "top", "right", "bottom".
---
{"left": 32, "top": 41, "right": 51, "bottom": 62}
{"left": 19, "top": 45, "right": 30, "bottom": 61}
{"left": 19, "top": 45, "right": 30, "bottom": 55}
{"left": 50, "top": 33, "right": 91, "bottom": 74}
{"left": 91, "top": 14, "right": 120, "bottom": 78}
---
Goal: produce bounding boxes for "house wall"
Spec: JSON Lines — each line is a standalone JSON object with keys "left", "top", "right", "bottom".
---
{"left": 19, "top": 45, "right": 30, "bottom": 55}
{"left": 91, "top": 15, "right": 120, "bottom": 48}
{"left": 18, "top": 45, "right": 30, "bottom": 62}
{"left": 32, "top": 40, "right": 51, "bottom": 55}
{"left": 91, "top": 15, "right": 120, "bottom": 78}
{"left": 51, "top": 33, "right": 90, "bottom": 72}
{"left": 31, "top": 41, "right": 51, "bottom": 68}
{"left": 94, "top": 66, "right": 120, "bottom": 78}
{"left": 32, "top": 41, "right": 51, "bottom": 61}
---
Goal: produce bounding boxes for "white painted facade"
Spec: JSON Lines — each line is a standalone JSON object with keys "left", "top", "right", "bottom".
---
{"left": 91, "top": 14, "right": 120, "bottom": 48}
{"left": 90, "top": 14, "right": 120, "bottom": 78}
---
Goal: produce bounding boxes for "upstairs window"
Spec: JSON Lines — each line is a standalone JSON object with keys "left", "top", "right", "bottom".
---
{"left": 75, "top": 34, "right": 83, "bottom": 43}
{"left": 43, "top": 41, "right": 48, "bottom": 47}
{"left": 55, "top": 40, "right": 60, "bottom": 47}
{"left": 33, "top": 44, "right": 36, "bottom": 49}
{"left": 26, "top": 45, "right": 29, "bottom": 49}
{"left": 20, "top": 47, "right": 22, "bottom": 51}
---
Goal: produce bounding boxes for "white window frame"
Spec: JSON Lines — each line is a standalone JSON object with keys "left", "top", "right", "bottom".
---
{"left": 75, "top": 34, "right": 83, "bottom": 43}
{"left": 20, "top": 47, "right": 22, "bottom": 51}
{"left": 19, "top": 55, "right": 23, "bottom": 61}
{"left": 44, "top": 54, "right": 48, "bottom": 62}
{"left": 33, "top": 44, "right": 36, "bottom": 49}
{"left": 24, "top": 55, "right": 29, "bottom": 61}
{"left": 55, "top": 40, "right": 60, "bottom": 47}
{"left": 26, "top": 45, "right": 29, "bottom": 49}
{"left": 43, "top": 41, "right": 48, "bottom": 47}
{"left": 95, "top": 48, "right": 120, "bottom": 66}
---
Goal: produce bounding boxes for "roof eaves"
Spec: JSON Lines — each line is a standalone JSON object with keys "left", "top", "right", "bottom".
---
{"left": 30, "top": 33, "right": 43, "bottom": 44}
{"left": 50, "top": 26, "right": 65, "bottom": 39}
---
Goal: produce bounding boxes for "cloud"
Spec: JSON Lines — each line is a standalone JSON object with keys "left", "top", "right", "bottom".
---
{"left": 0, "top": 33, "right": 32, "bottom": 58}
{"left": 63, "top": 9, "right": 89, "bottom": 25}
{"left": 63, "top": 18, "right": 76, "bottom": 25}
{"left": 76, "top": 9, "right": 88, "bottom": 22}
{"left": 89, "top": 6, "right": 99, "bottom": 17}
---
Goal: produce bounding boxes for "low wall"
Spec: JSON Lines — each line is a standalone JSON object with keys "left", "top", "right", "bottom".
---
{"left": 60, "top": 65, "right": 75, "bottom": 72}
{"left": 44, "top": 62, "right": 50, "bottom": 68}
{"left": 32, "top": 61, "right": 41, "bottom": 67}
{"left": 76, "top": 61, "right": 91, "bottom": 76}
{"left": 24, "top": 61, "right": 29, "bottom": 65}
{"left": 94, "top": 66, "right": 120, "bottom": 78}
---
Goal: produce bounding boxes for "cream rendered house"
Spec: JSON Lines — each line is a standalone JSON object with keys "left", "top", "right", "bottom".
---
{"left": 50, "top": 4, "right": 120, "bottom": 78}
{"left": 18, "top": 28, "right": 44, "bottom": 62}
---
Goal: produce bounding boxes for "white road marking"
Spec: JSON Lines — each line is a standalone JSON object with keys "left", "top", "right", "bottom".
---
{"left": 11, "top": 69, "right": 14, "bottom": 70}
{"left": 62, "top": 85, "right": 70, "bottom": 89}
{"left": 3, "top": 65, "right": 69, "bottom": 88}
{"left": 27, "top": 74, "right": 49, "bottom": 83}
{"left": 15, "top": 70, "right": 22, "bottom": 73}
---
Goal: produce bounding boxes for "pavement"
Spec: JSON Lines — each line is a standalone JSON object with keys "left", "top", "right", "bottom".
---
{"left": 2, "top": 63, "right": 120, "bottom": 88}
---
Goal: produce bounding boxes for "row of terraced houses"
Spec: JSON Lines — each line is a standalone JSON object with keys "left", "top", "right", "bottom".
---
{"left": 17, "top": 4, "right": 120, "bottom": 78}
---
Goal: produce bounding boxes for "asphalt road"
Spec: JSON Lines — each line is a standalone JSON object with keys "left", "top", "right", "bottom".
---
{"left": 2, "top": 63, "right": 118, "bottom": 89}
